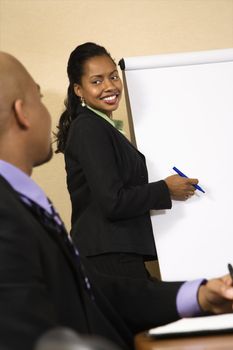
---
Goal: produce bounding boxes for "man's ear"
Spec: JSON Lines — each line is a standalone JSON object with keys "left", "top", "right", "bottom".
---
{"left": 74, "top": 84, "right": 82, "bottom": 98}
{"left": 13, "top": 99, "right": 30, "bottom": 129}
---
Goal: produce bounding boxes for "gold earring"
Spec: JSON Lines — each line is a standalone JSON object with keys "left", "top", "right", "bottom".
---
{"left": 81, "top": 97, "right": 86, "bottom": 107}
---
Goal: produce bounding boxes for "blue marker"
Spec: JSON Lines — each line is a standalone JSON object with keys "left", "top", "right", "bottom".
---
{"left": 173, "top": 166, "right": 205, "bottom": 193}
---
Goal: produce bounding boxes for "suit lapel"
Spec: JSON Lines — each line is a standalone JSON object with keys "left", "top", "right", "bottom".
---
{"left": 0, "top": 175, "right": 89, "bottom": 293}
{"left": 77, "top": 108, "right": 146, "bottom": 162}
{"left": 20, "top": 199, "right": 85, "bottom": 283}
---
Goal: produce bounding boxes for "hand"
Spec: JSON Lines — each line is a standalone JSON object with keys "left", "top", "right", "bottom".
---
{"left": 198, "top": 275, "right": 233, "bottom": 314}
{"left": 164, "top": 175, "right": 198, "bottom": 200}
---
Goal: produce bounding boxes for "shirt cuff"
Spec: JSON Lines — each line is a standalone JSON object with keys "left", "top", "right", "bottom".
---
{"left": 176, "top": 279, "right": 207, "bottom": 317}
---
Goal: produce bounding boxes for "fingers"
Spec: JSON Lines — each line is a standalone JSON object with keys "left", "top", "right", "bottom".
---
{"left": 183, "top": 179, "right": 196, "bottom": 198}
{"left": 185, "top": 192, "right": 194, "bottom": 199}
{"left": 222, "top": 274, "right": 233, "bottom": 286}
{"left": 175, "top": 176, "right": 198, "bottom": 189}
{"left": 184, "top": 190, "right": 195, "bottom": 199}
{"left": 182, "top": 178, "right": 198, "bottom": 199}
{"left": 185, "top": 179, "right": 198, "bottom": 191}
{"left": 188, "top": 178, "right": 199, "bottom": 185}
{"left": 199, "top": 277, "right": 233, "bottom": 314}
{"left": 220, "top": 275, "right": 233, "bottom": 297}
{"left": 164, "top": 175, "right": 199, "bottom": 200}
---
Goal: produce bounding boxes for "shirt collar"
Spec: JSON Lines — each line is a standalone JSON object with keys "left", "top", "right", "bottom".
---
{"left": 87, "top": 105, "right": 116, "bottom": 127}
{"left": 0, "top": 160, "right": 52, "bottom": 214}
{"left": 86, "top": 105, "right": 125, "bottom": 135}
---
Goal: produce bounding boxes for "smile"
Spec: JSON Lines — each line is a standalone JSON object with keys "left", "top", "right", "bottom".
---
{"left": 100, "top": 94, "right": 119, "bottom": 104}
{"left": 103, "top": 95, "right": 116, "bottom": 101}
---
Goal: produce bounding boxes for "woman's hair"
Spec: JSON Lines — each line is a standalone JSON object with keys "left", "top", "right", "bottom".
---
{"left": 55, "top": 42, "right": 114, "bottom": 153}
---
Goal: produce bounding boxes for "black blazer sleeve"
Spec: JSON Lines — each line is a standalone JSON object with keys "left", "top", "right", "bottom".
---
{"left": 82, "top": 257, "right": 183, "bottom": 333}
{"left": 66, "top": 112, "right": 171, "bottom": 221}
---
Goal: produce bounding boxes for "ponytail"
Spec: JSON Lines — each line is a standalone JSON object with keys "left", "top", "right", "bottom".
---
{"left": 55, "top": 85, "right": 81, "bottom": 153}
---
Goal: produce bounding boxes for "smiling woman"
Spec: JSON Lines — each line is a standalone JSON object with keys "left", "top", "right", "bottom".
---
{"left": 55, "top": 42, "right": 198, "bottom": 281}
{"left": 73, "top": 55, "right": 122, "bottom": 117}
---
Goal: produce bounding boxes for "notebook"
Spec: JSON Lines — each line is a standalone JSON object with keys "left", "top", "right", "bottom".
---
{"left": 148, "top": 313, "right": 233, "bottom": 338}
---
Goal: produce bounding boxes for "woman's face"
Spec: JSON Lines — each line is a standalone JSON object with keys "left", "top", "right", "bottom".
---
{"left": 74, "top": 55, "right": 122, "bottom": 117}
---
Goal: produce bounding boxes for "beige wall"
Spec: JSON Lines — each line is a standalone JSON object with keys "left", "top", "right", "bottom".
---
{"left": 0, "top": 0, "right": 232, "bottom": 229}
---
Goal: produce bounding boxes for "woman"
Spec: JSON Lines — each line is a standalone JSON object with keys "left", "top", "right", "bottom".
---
{"left": 56, "top": 42, "right": 198, "bottom": 279}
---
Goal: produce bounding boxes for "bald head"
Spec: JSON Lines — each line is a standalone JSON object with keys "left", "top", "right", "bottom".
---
{"left": 0, "top": 52, "right": 52, "bottom": 174}
{"left": 0, "top": 52, "right": 33, "bottom": 131}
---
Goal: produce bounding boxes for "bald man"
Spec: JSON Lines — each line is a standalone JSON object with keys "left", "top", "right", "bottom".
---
{"left": 1, "top": 52, "right": 233, "bottom": 350}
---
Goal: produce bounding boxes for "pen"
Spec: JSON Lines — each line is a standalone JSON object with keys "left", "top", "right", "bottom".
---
{"left": 228, "top": 263, "right": 233, "bottom": 283}
{"left": 172, "top": 166, "right": 205, "bottom": 193}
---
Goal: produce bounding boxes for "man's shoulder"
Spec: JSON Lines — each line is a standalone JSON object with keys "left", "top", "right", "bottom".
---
{"left": 0, "top": 175, "right": 40, "bottom": 226}
{"left": 0, "top": 175, "right": 18, "bottom": 201}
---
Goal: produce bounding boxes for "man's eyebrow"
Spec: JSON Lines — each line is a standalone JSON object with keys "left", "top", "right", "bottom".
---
{"left": 36, "top": 83, "right": 41, "bottom": 92}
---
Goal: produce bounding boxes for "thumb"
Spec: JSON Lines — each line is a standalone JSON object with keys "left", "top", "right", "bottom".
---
{"left": 188, "top": 178, "right": 198, "bottom": 185}
{"left": 221, "top": 284, "right": 233, "bottom": 299}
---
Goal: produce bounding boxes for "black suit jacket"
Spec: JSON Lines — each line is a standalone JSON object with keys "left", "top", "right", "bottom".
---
{"left": 0, "top": 175, "right": 182, "bottom": 350}
{"left": 0, "top": 176, "right": 133, "bottom": 350}
{"left": 65, "top": 107, "right": 172, "bottom": 257}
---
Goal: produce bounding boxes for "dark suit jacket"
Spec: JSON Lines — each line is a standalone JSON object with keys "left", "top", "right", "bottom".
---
{"left": 65, "top": 107, "right": 172, "bottom": 257}
{"left": 0, "top": 175, "right": 182, "bottom": 350}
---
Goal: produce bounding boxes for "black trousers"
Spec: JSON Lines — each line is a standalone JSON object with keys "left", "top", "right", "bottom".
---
{"left": 87, "top": 253, "right": 152, "bottom": 279}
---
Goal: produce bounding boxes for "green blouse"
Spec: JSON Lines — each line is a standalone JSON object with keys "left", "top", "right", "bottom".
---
{"left": 87, "top": 105, "right": 124, "bottom": 134}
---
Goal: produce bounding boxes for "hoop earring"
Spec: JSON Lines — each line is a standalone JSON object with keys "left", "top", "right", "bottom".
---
{"left": 81, "top": 97, "right": 86, "bottom": 107}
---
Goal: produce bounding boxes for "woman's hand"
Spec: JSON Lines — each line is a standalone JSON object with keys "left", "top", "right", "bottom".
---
{"left": 164, "top": 174, "right": 198, "bottom": 200}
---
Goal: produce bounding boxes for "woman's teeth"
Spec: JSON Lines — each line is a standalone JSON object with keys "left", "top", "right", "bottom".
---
{"left": 103, "top": 95, "right": 116, "bottom": 101}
